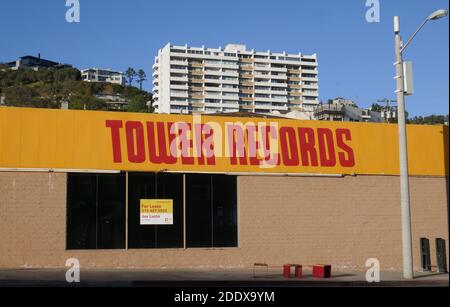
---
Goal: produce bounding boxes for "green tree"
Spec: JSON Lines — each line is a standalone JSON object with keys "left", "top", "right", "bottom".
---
{"left": 371, "top": 103, "right": 383, "bottom": 112}
{"left": 408, "top": 114, "right": 448, "bottom": 125}
{"left": 137, "top": 69, "right": 147, "bottom": 91}
{"left": 125, "top": 68, "right": 137, "bottom": 87}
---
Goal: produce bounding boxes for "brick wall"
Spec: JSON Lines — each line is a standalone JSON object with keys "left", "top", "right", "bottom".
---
{"left": 0, "top": 172, "right": 448, "bottom": 271}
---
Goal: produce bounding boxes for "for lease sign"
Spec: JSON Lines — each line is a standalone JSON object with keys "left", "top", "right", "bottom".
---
{"left": 140, "top": 199, "right": 173, "bottom": 225}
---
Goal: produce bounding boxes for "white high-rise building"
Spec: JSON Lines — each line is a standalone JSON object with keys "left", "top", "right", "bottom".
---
{"left": 152, "top": 43, "right": 319, "bottom": 115}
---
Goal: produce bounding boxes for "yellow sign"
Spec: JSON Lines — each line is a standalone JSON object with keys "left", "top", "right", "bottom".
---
{"left": 0, "top": 107, "right": 447, "bottom": 176}
{"left": 140, "top": 199, "right": 173, "bottom": 225}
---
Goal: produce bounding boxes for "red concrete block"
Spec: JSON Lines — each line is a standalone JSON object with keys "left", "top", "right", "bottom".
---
{"left": 312, "top": 264, "right": 332, "bottom": 278}
{"left": 283, "top": 264, "right": 302, "bottom": 278}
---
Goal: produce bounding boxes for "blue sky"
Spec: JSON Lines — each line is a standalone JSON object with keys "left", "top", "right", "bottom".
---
{"left": 0, "top": 0, "right": 448, "bottom": 117}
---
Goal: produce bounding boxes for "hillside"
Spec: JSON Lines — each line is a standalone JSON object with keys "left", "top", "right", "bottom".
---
{"left": 0, "top": 65, "right": 153, "bottom": 113}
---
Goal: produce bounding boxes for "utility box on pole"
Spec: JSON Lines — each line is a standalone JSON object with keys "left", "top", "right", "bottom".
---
{"left": 403, "top": 61, "right": 414, "bottom": 95}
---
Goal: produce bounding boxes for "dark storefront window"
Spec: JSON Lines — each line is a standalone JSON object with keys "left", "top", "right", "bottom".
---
{"left": 186, "top": 174, "right": 238, "bottom": 248}
{"left": 128, "top": 173, "right": 184, "bottom": 249}
{"left": 66, "top": 173, "right": 126, "bottom": 250}
{"left": 66, "top": 172, "right": 237, "bottom": 250}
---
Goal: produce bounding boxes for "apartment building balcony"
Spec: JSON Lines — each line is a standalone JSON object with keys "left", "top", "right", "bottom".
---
{"left": 191, "top": 101, "right": 205, "bottom": 107}
{"left": 239, "top": 104, "right": 255, "bottom": 111}
{"left": 222, "top": 71, "right": 239, "bottom": 78}
{"left": 270, "top": 82, "right": 288, "bottom": 88}
{"left": 240, "top": 89, "right": 254, "bottom": 95}
{"left": 289, "top": 99, "right": 303, "bottom": 105}
{"left": 271, "top": 104, "right": 289, "bottom": 111}
{"left": 170, "top": 68, "right": 188, "bottom": 74}
{"left": 204, "top": 92, "right": 222, "bottom": 100}
{"left": 302, "top": 83, "right": 318, "bottom": 89}
{"left": 239, "top": 66, "right": 254, "bottom": 72}
{"left": 254, "top": 81, "right": 272, "bottom": 87}
{"left": 221, "top": 63, "right": 239, "bottom": 69}
{"left": 171, "top": 60, "right": 188, "bottom": 66}
{"left": 270, "top": 74, "right": 287, "bottom": 80}
{"left": 203, "top": 79, "right": 222, "bottom": 85}
{"left": 271, "top": 96, "right": 289, "bottom": 103}
{"left": 170, "top": 100, "right": 189, "bottom": 106}
{"left": 240, "top": 73, "right": 254, "bottom": 79}
{"left": 221, "top": 94, "right": 239, "bottom": 100}
{"left": 189, "top": 94, "right": 204, "bottom": 99}
{"left": 203, "top": 70, "right": 222, "bottom": 76}
{"left": 270, "top": 66, "right": 288, "bottom": 73}
{"left": 171, "top": 84, "right": 189, "bottom": 90}
{"left": 254, "top": 74, "right": 271, "bottom": 81}
{"left": 170, "top": 76, "right": 188, "bottom": 82}
{"left": 287, "top": 69, "right": 302, "bottom": 74}
{"left": 240, "top": 58, "right": 254, "bottom": 63}
{"left": 302, "top": 68, "right": 318, "bottom": 74}
{"left": 170, "top": 91, "right": 188, "bottom": 98}
{"left": 304, "top": 98, "right": 320, "bottom": 104}
{"left": 240, "top": 97, "right": 255, "bottom": 103}
{"left": 189, "top": 78, "right": 205, "bottom": 83}
{"left": 189, "top": 62, "right": 204, "bottom": 68}
{"left": 219, "top": 80, "right": 239, "bottom": 87}
{"left": 288, "top": 77, "right": 302, "bottom": 82}
{"left": 288, "top": 84, "right": 302, "bottom": 90}
{"left": 189, "top": 70, "right": 204, "bottom": 76}
{"left": 221, "top": 102, "right": 240, "bottom": 108}
{"left": 254, "top": 89, "right": 273, "bottom": 95}
{"left": 300, "top": 59, "right": 318, "bottom": 66}
{"left": 289, "top": 91, "right": 302, "bottom": 97}
{"left": 302, "top": 76, "right": 318, "bottom": 82}
{"left": 190, "top": 85, "right": 205, "bottom": 91}
{"left": 253, "top": 103, "right": 273, "bottom": 110}
{"left": 303, "top": 91, "right": 318, "bottom": 97}
{"left": 254, "top": 66, "right": 271, "bottom": 72}
{"left": 221, "top": 87, "right": 239, "bottom": 93}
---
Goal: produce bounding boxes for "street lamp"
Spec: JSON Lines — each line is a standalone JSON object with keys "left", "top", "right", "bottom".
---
{"left": 393, "top": 9, "right": 448, "bottom": 280}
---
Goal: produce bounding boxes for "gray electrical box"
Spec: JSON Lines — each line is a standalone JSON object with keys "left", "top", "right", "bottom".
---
{"left": 403, "top": 61, "right": 414, "bottom": 96}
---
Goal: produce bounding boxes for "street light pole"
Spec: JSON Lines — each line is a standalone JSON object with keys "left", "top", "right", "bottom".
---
{"left": 393, "top": 9, "right": 448, "bottom": 280}
{"left": 393, "top": 16, "right": 414, "bottom": 280}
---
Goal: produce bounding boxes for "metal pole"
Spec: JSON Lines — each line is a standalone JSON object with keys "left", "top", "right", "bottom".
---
{"left": 394, "top": 16, "right": 414, "bottom": 279}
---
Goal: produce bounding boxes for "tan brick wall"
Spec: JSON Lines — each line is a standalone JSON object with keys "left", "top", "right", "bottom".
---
{"left": 0, "top": 172, "right": 448, "bottom": 271}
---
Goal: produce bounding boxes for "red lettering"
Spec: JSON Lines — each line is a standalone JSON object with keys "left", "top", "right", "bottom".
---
{"left": 336, "top": 129, "right": 355, "bottom": 167}
{"left": 147, "top": 122, "right": 177, "bottom": 164}
{"left": 125, "top": 121, "right": 146, "bottom": 163}
{"left": 228, "top": 125, "right": 247, "bottom": 165}
{"left": 106, "top": 120, "right": 123, "bottom": 163}
{"left": 298, "top": 128, "right": 319, "bottom": 166}
{"left": 247, "top": 125, "right": 261, "bottom": 166}
{"left": 317, "top": 128, "right": 336, "bottom": 167}
{"left": 261, "top": 125, "right": 280, "bottom": 166}
{"left": 194, "top": 124, "right": 216, "bottom": 166}
{"left": 279, "top": 127, "right": 299, "bottom": 166}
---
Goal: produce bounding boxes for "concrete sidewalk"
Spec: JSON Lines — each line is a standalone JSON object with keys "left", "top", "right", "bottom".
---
{"left": 0, "top": 268, "right": 448, "bottom": 287}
